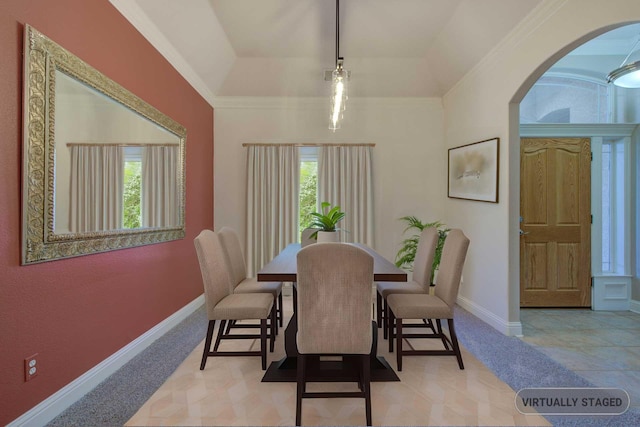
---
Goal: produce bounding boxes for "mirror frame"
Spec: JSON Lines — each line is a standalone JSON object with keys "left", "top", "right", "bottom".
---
{"left": 22, "top": 24, "right": 187, "bottom": 264}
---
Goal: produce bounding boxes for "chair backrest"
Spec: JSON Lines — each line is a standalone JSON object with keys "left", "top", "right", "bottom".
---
{"left": 434, "top": 229, "right": 470, "bottom": 308}
{"left": 218, "top": 226, "right": 248, "bottom": 287}
{"left": 296, "top": 243, "right": 373, "bottom": 355}
{"left": 194, "top": 230, "right": 234, "bottom": 318}
{"left": 300, "top": 227, "right": 317, "bottom": 248}
{"left": 411, "top": 227, "right": 439, "bottom": 288}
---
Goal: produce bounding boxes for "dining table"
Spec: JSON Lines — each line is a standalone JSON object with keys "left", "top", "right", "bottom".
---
{"left": 258, "top": 242, "right": 407, "bottom": 383}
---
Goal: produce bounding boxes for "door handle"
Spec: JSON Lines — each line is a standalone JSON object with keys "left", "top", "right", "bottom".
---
{"left": 519, "top": 229, "right": 529, "bottom": 236}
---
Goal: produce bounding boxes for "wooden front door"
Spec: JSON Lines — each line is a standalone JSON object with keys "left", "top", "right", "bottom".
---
{"left": 520, "top": 138, "right": 591, "bottom": 307}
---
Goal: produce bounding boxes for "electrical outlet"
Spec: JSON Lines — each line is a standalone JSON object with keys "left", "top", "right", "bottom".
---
{"left": 24, "top": 354, "right": 38, "bottom": 382}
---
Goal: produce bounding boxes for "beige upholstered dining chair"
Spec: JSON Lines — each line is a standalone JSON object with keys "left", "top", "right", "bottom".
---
{"left": 295, "top": 243, "right": 374, "bottom": 426}
{"left": 218, "top": 227, "right": 284, "bottom": 332}
{"left": 194, "top": 230, "right": 275, "bottom": 370}
{"left": 300, "top": 227, "right": 316, "bottom": 247}
{"left": 386, "top": 229, "right": 470, "bottom": 371}
{"left": 376, "top": 227, "right": 438, "bottom": 338}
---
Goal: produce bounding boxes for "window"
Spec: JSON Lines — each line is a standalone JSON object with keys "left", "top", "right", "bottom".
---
{"left": 123, "top": 146, "right": 142, "bottom": 229}
{"left": 299, "top": 147, "right": 318, "bottom": 234}
{"left": 520, "top": 75, "right": 609, "bottom": 124}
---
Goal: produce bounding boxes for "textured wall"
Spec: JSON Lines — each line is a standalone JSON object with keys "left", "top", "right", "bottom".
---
{"left": 0, "top": 1, "right": 213, "bottom": 424}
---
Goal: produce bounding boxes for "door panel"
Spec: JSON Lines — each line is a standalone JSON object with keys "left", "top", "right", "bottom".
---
{"left": 521, "top": 149, "right": 547, "bottom": 224}
{"left": 557, "top": 243, "right": 578, "bottom": 289}
{"left": 520, "top": 138, "right": 591, "bottom": 307}
{"left": 523, "top": 243, "right": 547, "bottom": 289}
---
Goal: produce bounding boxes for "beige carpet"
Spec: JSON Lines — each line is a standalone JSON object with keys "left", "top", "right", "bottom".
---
{"left": 126, "top": 299, "right": 549, "bottom": 426}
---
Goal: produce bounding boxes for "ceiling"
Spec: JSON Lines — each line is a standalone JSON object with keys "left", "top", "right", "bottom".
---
{"left": 113, "top": 0, "right": 640, "bottom": 102}
{"left": 549, "top": 23, "right": 640, "bottom": 81}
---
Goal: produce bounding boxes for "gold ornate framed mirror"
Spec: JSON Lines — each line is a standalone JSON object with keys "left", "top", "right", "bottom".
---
{"left": 22, "top": 24, "right": 186, "bottom": 264}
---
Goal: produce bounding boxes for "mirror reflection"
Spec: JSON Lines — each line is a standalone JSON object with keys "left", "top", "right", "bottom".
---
{"left": 22, "top": 24, "right": 186, "bottom": 264}
{"left": 54, "top": 71, "right": 181, "bottom": 234}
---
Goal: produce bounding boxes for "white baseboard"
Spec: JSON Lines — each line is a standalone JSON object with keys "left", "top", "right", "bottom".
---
{"left": 8, "top": 294, "right": 205, "bottom": 427}
{"left": 630, "top": 299, "right": 640, "bottom": 314}
{"left": 456, "top": 296, "right": 523, "bottom": 337}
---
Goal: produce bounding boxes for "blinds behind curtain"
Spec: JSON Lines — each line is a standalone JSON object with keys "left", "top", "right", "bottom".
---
{"left": 69, "top": 145, "right": 124, "bottom": 232}
{"left": 317, "top": 145, "right": 374, "bottom": 246}
{"left": 142, "top": 145, "right": 179, "bottom": 227}
{"left": 246, "top": 145, "right": 300, "bottom": 276}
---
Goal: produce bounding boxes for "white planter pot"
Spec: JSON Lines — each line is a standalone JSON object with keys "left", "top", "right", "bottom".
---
{"left": 316, "top": 231, "right": 339, "bottom": 243}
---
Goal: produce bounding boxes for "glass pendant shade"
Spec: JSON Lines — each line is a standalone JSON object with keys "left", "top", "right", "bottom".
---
{"left": 329, "top": 65, "right": 348, "bottom": 131}
{"left": 607, "top": 60, "right": 640, "bottom": 88}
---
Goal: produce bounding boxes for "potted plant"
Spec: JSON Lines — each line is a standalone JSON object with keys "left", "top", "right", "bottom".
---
{"left": 309, "top": 202, "right": 345, "bottom": 243}
{"left": 395, "top": 216, "right": 448, "bottom": 284}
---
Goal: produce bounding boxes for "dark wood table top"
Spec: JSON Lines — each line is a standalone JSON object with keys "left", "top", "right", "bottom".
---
{"left": 257, "top": 243, "right": 407, "bottom": 282}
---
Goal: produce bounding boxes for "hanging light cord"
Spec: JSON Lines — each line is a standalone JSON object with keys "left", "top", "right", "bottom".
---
{"left": 618, "top": 35, "right": 640, "bottom": 68}
{"left": 335, "top": 0, "right": 340, "bottom": 68}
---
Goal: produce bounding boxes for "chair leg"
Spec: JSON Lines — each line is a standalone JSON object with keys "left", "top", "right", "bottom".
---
{"left": 396, "top": 316, "right": 403, "bottom": 372}
{"left": 436, "top": 319, "right": 450, "bottom": 350}
{"left": 292, "top": 283, "right": 297, "bottom": 313}
{"left": 270, "top": 306, "right": 276, "bottom": 353}
{"left": 200, "top": 320, "right": 216, "bottom": 370}
{"left": 225, "top": 319, "right": 234, "bottom": 335}
{"left": 448, "top": 319, "right": 464, "bottom": 370}
{"left": 278, "top": 292, "right": 284, "bottom": 327}
{"left": 424, "top": 318, "right": 437, "bottom": 334}
{"left": 273, "top": 300, "right": 279, "bottom": 337}
{"left": 376, "top": 292, "right": 382, "bottom": 329}
{"left": 361, "top": 354, "right": 372, "bottom": 426}
{"left": 296, "top": 354, "right": 306, "bottom": 426}
{"left": 213, "top": 319, "right": 226, "bottom": 351}
{"left": 260, "top": 318, "right": 267, "bottom": 370}
{"left": 388, "top": 309, "right": 395, "bottom": 353}
{"left": 383, "top": 299, "right": 389, "bottom": 339}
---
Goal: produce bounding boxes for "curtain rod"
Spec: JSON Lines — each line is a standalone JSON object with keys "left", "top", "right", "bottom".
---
{"left": 66, "top": 142, "right": 179, "bottom": 147}
{"left": 242, "top": 143, "right": 375, "bottom": 147}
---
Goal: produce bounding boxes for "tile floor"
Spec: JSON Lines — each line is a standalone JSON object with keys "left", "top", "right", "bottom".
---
{"left": 519, "top": 308, "right": 640, "bottom": 409}
{"left": 126, "top": 296, "right": 550, "bottom": 426}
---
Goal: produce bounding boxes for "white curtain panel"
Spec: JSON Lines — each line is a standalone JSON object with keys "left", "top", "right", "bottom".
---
{"left": 69, "top": 145, "right": 124, "bottom": 232}
{"left": 142, "top": 145, "right": 179, "bottom": 227}
{"left": 246, "top": 145, "right": 300, "bottom": 276}
{"left": 318, "top": 145, "right": 374, "bottom": 246}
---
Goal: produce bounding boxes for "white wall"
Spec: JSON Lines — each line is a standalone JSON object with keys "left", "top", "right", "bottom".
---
{"left": 442, "top": 0, "right": 640, "bottom": 334}
{"left": 213, "top": 97, "right": 445, "bottom": 264}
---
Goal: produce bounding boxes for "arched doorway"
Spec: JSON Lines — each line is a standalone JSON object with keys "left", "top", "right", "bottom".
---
{"left": 517, "top": 23, "right": 640, "bottom": 309}
{"left": 504, "top": 19, "right": 640, "bottom": 401}
{"left": 441, "top": 1, "right": 640, "bottom": 339}
{"left": 509, "top": 21, "right": 640, "bottom": 318}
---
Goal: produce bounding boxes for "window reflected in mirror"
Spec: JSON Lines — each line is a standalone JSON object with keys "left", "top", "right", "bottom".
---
{"left": 54, "top": 71, "right": 181, "bottom": 234}
{"left": 22, "top": 24, "right": 186, "bottom": 264}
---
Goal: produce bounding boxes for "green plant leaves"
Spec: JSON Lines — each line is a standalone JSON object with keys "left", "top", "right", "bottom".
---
{"left": 308, "top": 202, "right": 345, "bottom": 236}
{"left": 395, "top": 216, "right": 449, "bottom": 283}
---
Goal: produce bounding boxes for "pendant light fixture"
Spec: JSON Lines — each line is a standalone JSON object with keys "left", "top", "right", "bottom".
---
{"left": 607, "top": 34, "right": 640, "bottom": 88}
{"left": 329, "top": 0, "right": 348, "bottom": 131}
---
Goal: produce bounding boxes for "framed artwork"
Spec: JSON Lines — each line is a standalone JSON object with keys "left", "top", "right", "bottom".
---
{"left": 448, "top": 137, "right": 499, "bottom": 203}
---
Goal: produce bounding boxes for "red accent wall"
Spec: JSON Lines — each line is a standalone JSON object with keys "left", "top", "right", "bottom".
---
{"left": 0, "top": 1, "right": 213, "bottom": 424}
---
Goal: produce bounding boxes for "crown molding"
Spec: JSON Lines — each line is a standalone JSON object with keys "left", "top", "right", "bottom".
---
{"left": 109, "top": 0, "right": 216, "bottom": 106}
{"left": 212, "top": 96, "right": 440, "bottom": 110}
{"left": 447, "top": 0, "right": 569, "bottom": 98}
